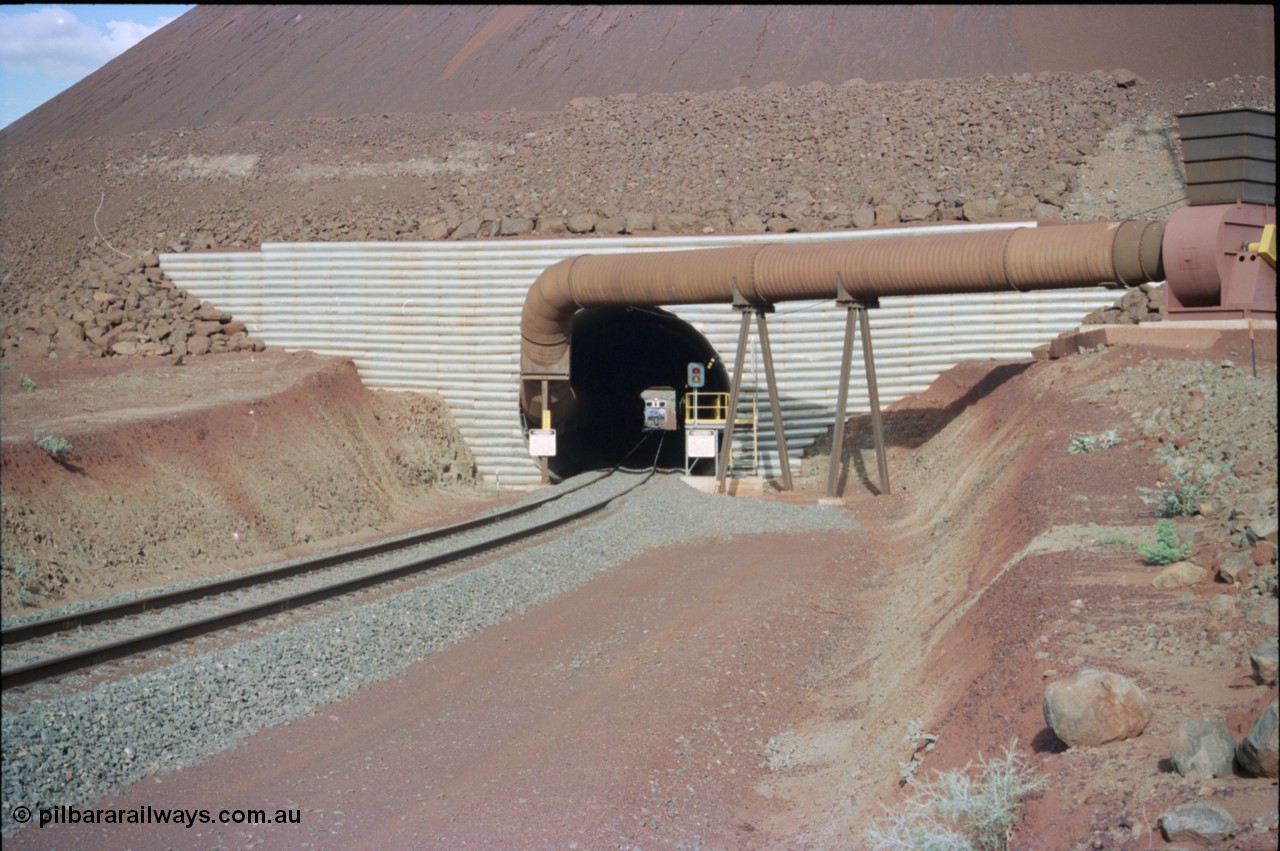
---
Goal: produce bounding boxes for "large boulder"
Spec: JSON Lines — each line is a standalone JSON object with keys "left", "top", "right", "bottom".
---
{"left": 1159, "top": 802, "right": 1238, "bottom": 845}
{"left": 1151, "top": 561, "right": 1208, "bottom": 588}
{"left": 1218, "top": 550, "right": 1255, "bottom": 584}
{"left": 622, "top": 211, "right": 654, "bottom": 233}
{"left": 1169, "top": 718, "right": 1236, "bottom": 778}
{"left": 1235, "top": 699, "right": 1279, "bottom": 778}
{"left": 1043, "top": 669, "right": 1152, "bottom": 747}
{"left": 565, "top": 213, "right": 598, "bottom": 234}
{"left": 1251, "top": 638, "right": 1280, "bottom": 686}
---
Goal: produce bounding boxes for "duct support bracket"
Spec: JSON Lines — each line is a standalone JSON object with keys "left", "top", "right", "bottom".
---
{"left": 828, "top": 276, "right": 890, "bottom": 498}
{"left": 716, "top": 279, "right": 793, "bottom": 494}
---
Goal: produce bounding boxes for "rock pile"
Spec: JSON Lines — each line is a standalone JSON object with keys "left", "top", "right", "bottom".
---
{"left": 1080, "top": 282, "right": 1164, "bottom": 325}
{"left": 1026, "top": 348, "right": 1280, "bottom": 839}
{"left": 6, "top": 252, "right": 264, "bottom": 360}
{"left": 0, "top": 71, "right": 1272, "bottom": 362}
{"left": 1086, "top": 356, "right": 1279, "bottom": 551}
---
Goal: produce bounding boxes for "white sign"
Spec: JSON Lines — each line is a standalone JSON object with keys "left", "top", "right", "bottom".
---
{"left": 529, "top": 429, "right": 557, "bottom": 457}
{"left": 687, "top": 429, "right": 717, "bottom": 458}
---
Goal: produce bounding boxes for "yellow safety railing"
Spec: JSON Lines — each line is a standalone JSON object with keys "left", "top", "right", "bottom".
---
{"left": 684, "top": 391, "right": 756, "bottom": 427}
{"left": 686, "top": 391, "right": 728, "bottom": 425}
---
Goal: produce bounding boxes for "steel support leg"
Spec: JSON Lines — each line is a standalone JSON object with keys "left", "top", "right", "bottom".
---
{"left": 826, "top": 303, "right": 858, "bottom": 498}
{"left": 858, "top": 306, "right": 891, "bottom": 495}
{"left": 540, "top": 378, "right": 550, "bottom": 485}
{"left": 756, "top": 310, "right": 792, "bottom": 491}
{"left": 716, "top": 309, "right": 753, "bottom": 495}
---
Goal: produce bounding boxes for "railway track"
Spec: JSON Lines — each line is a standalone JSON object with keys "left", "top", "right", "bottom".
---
{"left": 2, "top": 460, "right": 664, "bottom": 691}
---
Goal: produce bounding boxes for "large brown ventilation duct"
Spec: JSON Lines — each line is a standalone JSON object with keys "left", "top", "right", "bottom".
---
{"left": 520, "top": 220, "right": 1166, "bottom": 391}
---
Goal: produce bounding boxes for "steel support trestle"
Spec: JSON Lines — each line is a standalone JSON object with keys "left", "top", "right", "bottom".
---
{"left": 716, "top": 279, "right": 792, "bottom": 494}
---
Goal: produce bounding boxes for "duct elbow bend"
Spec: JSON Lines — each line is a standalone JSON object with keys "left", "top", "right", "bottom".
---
{"left": 520, "top": 257, "right": 579, "bottom": 376}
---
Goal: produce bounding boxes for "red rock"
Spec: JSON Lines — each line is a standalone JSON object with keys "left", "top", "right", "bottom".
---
{"left": 1253, "top": 541, "right": 1276, "bottom": 566}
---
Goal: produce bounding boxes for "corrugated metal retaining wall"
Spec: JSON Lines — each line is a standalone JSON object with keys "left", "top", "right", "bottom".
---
{"left": 160, "top": 224, "right": 1127, "bottom": 487}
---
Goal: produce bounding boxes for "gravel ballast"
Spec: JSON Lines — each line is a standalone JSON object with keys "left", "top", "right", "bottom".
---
{"left": 1, "top": 473, "right": 854, "bottom": 833}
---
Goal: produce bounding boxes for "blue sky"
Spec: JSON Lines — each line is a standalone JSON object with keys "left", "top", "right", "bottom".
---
{"left": 0, "top": 3, "right": 194, "bottom": 128}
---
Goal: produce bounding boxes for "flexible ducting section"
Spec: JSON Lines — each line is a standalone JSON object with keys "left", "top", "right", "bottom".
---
{"left": 520, "top": 220, "right": 1166, "bottom": 386}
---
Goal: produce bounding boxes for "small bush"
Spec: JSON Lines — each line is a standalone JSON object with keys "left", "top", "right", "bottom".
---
{"left": 1139, "top": 519, "right": 1192, "bottom": 565}
{"left": 1067, "top": 430, "right": 1121, "bottom": 454}
{"left": 19, "top": 375, "right": 36, "bottom": 390}
{"left": 1138, "top": 468, "right": 1208, "bottom": 517}
{"left": 1067, "top": 435, "right": 1096, "bottom": 455}
{"left": 9, "top": 554, "right": 41, "bottom": 607}
{"left": 866, "top": 740, "right": 1044, "bottom": 851}
{"left": 1137, "top": 446, "right": 1239, "bottom": 519}
{"left": 13, "top": 553, "right": 37, "bottom": 583}
{"left": 34, "top": 430, "right": 72, "bottom": 458}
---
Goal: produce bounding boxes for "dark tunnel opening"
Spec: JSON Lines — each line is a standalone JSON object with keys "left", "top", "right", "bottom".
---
{"left": 524, "top": 306, "right": 730, "bottom": 480}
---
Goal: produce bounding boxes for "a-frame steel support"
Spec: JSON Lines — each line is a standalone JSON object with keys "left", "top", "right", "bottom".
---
{"left": 827, "top": 276, "right": 890, "bottom": 498}
{"left": 715, "top": 280, "right": 793, "bottom": 494}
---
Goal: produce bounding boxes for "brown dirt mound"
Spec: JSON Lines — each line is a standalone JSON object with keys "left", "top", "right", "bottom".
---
{"left": 3, "top": 6, "right": 1272, "bottom": 146}
{"left": 0, "top": 351, "right": 488, "bottom": 610}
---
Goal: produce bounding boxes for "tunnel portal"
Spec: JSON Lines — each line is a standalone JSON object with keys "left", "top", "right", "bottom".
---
{"left": 523, "top": 306, "right": 729, "bottom": 480}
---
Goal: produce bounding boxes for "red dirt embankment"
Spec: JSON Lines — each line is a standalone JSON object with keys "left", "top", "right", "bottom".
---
{"left": 0, "top": 351, "right": 484, "bottom": 607}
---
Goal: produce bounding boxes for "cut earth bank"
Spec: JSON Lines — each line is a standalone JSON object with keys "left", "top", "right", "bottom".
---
{"left": 0, "top": 351, "right": 488, "bottom": 608}
{"left": 1, "top": 327, "right": 1277, "bottom": 848}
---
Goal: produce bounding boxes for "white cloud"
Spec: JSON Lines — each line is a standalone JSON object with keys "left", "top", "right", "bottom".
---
{"left": 0, "top": 5, "right": 174, "bottom": 80}
{"left": 102, "top": 16, "right": 171, "bottom": 58}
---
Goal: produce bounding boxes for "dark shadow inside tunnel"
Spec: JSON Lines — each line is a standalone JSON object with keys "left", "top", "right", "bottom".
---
{"left": 523, "top": 306, "right": 730, "bottom": 480}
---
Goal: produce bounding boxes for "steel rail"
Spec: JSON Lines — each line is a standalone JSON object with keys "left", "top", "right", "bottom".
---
{"left": 2, "top": 467, "right": 650, "bottom": 691}
{"left": 2, "top": 469, "right": 613, "bottom": 647}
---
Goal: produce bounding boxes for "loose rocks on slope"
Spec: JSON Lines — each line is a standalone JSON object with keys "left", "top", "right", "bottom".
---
{"left": 0, "top": 72, "right": 1273, "bottom": 361}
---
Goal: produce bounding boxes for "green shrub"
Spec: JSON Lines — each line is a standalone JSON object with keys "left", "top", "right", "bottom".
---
{"left": 19, "top": 375, "right": 36, "bottom": 390}
{"left": 866, "top": 740, "right": 1043, "bottom": 850}
{"left": 34, "top": 430, "right": 72, "bottom": 458}
{"left": 9, "top": 554, "right": 41, "bottom": 607}
{"left": 1139, "top": 466, "right": 1208, "bottom": 517}
{"left": 1137, "top": 446, "right": 1240, "bottom": 519}
{"left": 13, "top": 553, "right": 37, "bottom": 583}
{"left": 1067, "top": 435, "right": 1096, "bottom": 455}
{"left": 1068, "top": 430, "right": 1121, "bottom": 454}
{"left": 1139, "top": 519, "right": 1191, "bottom": 565}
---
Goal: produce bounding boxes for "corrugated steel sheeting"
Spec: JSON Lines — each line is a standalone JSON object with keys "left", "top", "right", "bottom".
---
{"left": 160, "top": 225, "right": 1128, "bottom": 486}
